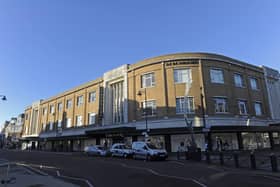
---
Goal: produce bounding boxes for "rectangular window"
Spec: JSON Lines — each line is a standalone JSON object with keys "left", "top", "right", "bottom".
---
{"left": 57, "top": 120, "right": 62, "bottom": 128}
{"left": 76, "top": 115, "right": 83, "bottom": 126}
{"left": 254, "top": 102, "right": 262, "bottom": 116}
{"left": 234, "top": 73, "right": 244, "bottom": 87}
{"left": 214, "top": 97, "right": 228, "bottom": 113}
{"left": 66, "top": 118, "right": 72, "bottom": 128}
{"left": 250, "top": 78, "right": 258, "bottom": 90}
{"left": 142, "top": 100, "right": 156, "bottom": 116}
{"left": 88, "top": 91, "right": 96, "bottom": 103}
{"left": 88, "top": 113, "right": 96, "bottom": 125}
{"left": 57, "top": 103, "right": 63, "bottom": 112}
{"left": 77, "top": 96, "right": 84, "bottom": 106}
{"left": 238, "top": 100, "right": 247, "bottom": 115}
{"left": 42, "top": 123, "right": 46, "bottom": 131}
{"left": 174, "top": 69, "right": 192, "bottom": 83}
{"left": 210, "top": 69, "right": 224, "bottom": 84}
{"left": 141, "top": 73, "right": 155, "bottom": 88}
{"left": 42, "top": 108, "right": 47, "bottom": 115}
{"left": 176, "top": 97, "right": 195, "bottom": 114}
{"left": 66, "top": 99, "right": 72, "bottom": 109}
{"left": 25, "top": 114, "right": 28, "bottom": 120}
{"left": 50, "top": 105, "right": 55, "bottom": 114}
{"left": 49, "top": 122, "right": 53, "bottom": 130}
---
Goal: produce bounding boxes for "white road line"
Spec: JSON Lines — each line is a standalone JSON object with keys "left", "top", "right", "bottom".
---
{"left": 119, "top": 163, "right": 207, "bottom": 187}
{"left": 16, "top": 163, "right": 48, "bottom": 176}
{"left": 56, "top": 170, "right": 94, "bottom": 187}
{"left": 168, "top": 160, "right": 185, "bottom": 166}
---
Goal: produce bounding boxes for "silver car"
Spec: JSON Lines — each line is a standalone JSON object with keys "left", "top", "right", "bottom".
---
{"left": 84, "top": 145, "right": 109, "bottom": 156}
{"left": 132, "top": 141, "right": 168, "bottom": 161}
{"left": 110, "top": 143, "right": 133, "bottom": 158}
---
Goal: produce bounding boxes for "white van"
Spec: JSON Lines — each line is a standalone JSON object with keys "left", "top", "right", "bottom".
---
{"left": 132, "top": 141, "right": 168, "bottom": 161}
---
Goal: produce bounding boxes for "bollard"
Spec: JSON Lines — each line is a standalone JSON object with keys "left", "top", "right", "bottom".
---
{"left": 270, "top": 153, "right": 278, "bottom": 172}
{"left": 177, "top": 151, "right": 180, "bottom": 160}
{"left": 206, "top": 151, "right": 211, "bottom": 164}
{"left": 250, "top": 152, "right": 256, "bottom": 170}
{"left": 219, "top": 152, "right": 224, "bottom": 165}
{"left": 234, "top": 153, "right": 239, "bottom": 168}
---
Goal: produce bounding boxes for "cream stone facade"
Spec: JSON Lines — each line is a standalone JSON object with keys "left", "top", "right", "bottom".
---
{"left": 21, "top": 53, "right": 280, "bottom": 152}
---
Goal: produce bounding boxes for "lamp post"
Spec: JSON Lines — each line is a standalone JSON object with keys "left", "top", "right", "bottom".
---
{"left": 0, "top": 95, "right": 7, "bottom": 101}
{"left": 137, "top": 88, "right": 149, "bottom": 142}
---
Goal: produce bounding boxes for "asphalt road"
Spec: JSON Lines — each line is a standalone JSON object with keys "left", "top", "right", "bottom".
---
{"left": 1, "top": 150, "right": 280, "bottom": 187}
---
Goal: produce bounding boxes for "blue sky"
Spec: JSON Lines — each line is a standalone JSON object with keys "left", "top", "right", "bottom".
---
{"left": 1, "top": 0, "right": 280, "bottom": 127}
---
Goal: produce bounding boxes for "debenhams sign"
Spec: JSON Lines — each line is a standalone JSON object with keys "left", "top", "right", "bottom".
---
{"left": 165, "top": 60, "right": 198, "bottom": 66}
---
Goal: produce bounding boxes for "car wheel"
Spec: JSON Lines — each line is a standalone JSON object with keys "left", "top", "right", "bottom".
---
{"left": 133, "top": 154, "right": 137, "bottom": 160}
{"left": 146, "top": 154, "right": 151, "bottom": 161}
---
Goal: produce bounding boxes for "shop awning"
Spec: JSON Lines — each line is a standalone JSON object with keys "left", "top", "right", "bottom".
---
{"left": 210, "top": 125, "right": 280, "bottom": 133}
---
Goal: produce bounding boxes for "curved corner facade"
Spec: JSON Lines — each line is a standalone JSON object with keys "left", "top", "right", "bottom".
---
{"left": 21, "top": 53, "right": 280, "bottom": 152}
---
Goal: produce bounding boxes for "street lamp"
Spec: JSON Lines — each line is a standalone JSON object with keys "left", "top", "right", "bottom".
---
{"left": 137, "top": 88, "right": 149, "bottom": 142}
{"left": 0, "top": 95, "right": 7, "bottom": 101}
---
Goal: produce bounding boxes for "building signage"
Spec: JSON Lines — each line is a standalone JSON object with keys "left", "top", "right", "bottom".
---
{"left": 166, "top": 60, "right": 198, "bottom": 66}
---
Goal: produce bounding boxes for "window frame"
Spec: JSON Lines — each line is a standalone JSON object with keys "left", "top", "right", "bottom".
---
{"left": 66, "top": 99, "right": 72, "bottom": 109}
{"left": 238, "top": 100, "right": 248, "bottom": 115}
{"left": 141, "top": 99, "right": 157, "bottom": 117}
{"left": 249, "top": 77, "right": 259, "bottom": 90}
{"left": 210, "top": 68, "right": 225, "bottom": 84}
{"left": 77, "top": 95, "right": 84, "bottom": 107}
{"left": 76, "top": 115, "right": 83, "bottom": 127}
{"left": 173, "top": 68, "right": 192, "bottom": 84}
{"left": 175, "top": 96, "right": 195, "bottom": 114}
{"left": 141, "top": 72, "right": 155, "bottom": 88}
{"left": 234, "top": 73, "right": 245, "bottom": 88}
{"left": 88, "top": 113, "right": 96, "bottom": 125}
{"left": 254, "top": 102, "right": 263, "bottom": 116}
{"left": 88, "top": 91, "right": 96, "bottom": 103}
{"left": 213, "top": 97, "right": 228, "bottom": 113}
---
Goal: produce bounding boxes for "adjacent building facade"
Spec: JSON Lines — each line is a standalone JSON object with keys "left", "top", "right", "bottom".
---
{"left": 21, "top": 53, "right": 280, "bottom": 152}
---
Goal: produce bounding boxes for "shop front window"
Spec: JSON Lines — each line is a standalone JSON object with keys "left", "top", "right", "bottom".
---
{"left": 242, "top": 132, "right": 270, "bottom": 150}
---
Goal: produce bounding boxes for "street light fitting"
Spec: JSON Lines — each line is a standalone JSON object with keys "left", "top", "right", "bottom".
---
{"left": 0, "top": 95, "right": 7, "bottom": 101}
{"left": 137, "top": 91, "right": 142, "bottom": 96}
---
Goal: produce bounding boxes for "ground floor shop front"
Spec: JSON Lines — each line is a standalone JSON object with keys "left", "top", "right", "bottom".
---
{"left": 22, "top": 125, "right": 280, "bottom": 153}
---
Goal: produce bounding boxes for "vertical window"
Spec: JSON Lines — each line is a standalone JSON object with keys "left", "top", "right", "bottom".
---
{"left": 57, "top": 120, "right": 62, "bottom": 128}
{"left": 66, "top": 99, "right": 72, "bottom": 109}
{"left": 214, "top": 97, "right": 228, "bottom": 113}
{"left": 77, "top": 96, "right": 84, "bottom": 106}
{"left": 238, "top": 100, "right": 247, "bottom": 115}
{"left": 250, "top": 78, "right": 258, "bottom": 90}
{"left": 25, "top": 114, "right": 28, "bottom": 120}
{"left": 42, "top": 108, "right": 47, "bottom": 115}
{"left": 174, "top": 69, "right": 192, "bottom": 83}
{"left": 49, "top": 122, "right": 53, "bottom": 130}
{"left": 254, "top": 102, "right": 262, "bottom": 116}
{"left": 43, "top": 123, "right": 46, "bottom": 131}
{"left": 176, "top": 97, "right": 195, "bottom": 114}
{"left": 88, "top": 91, "right": 96, "bottom": 103}
{"left": 234, "top": 73, "right": 244, "bottom": 87}
{"left": 210, "top": 69, "right": 224, "bottom": 84}
{"left": 88, "top": 113, "right": 96, "bottom": 125}
{"left": 141, "top": 73, "right": 155, "bottom": 88}
{"left": 76, "top": 115, "right": 83, "bottom": 126}
{"left": 57, "top": 103, "right": 63, "bottom": 112}
{"left": 142, "top": 100, "right": 156, "bottom": 116}
{"left": 50, "top": 105, "right": 55, "bottom": 114}
{"left": 66, "top": 118, "right": 72, "bottom": 128}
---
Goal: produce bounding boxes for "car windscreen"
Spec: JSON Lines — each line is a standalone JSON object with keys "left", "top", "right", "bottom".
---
{"left": 119, "top": 145, "right": 131, "bottom": 149}
{"left": 147, "top": 143, "right": 158, "bottom": 149}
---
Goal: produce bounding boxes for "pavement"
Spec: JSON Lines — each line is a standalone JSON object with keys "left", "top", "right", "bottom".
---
{"left": 0, "top": 149, "right": 280, "bottom": 187}
{"left": 0, "top": 159, "right": 78, "bottom": 187}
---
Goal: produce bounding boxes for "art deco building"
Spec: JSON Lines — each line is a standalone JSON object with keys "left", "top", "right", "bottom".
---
{"left": 21, "top": 53, "right": 280, "bottom": 152}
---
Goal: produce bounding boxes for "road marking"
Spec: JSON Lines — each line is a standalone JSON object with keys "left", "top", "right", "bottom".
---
{"left": 119, "top": 163, "right": 207, "bottom": 187}
{"left": 168, "top": 160, "right": 185, "bottom": 166}
{"left": 16, "top": 163, "right": 49, "bottom": 176}
{"left": 56, "top": 170, "right": 94, "bottom": 187}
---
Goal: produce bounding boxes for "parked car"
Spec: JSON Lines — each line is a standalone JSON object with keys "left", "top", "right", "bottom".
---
{"left": 84, "top": 145, "right": 110, "bottom": 156}
{"left": 110, "top": 143, "right": 133, "bottom": 158}
{"left": 132, "top": 141, "right": 168, "bottom": 161}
